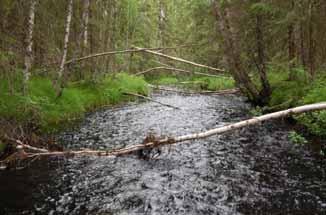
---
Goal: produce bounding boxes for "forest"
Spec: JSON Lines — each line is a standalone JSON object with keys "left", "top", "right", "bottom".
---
{"left": 0, "top": 0, "right": 326, "bottom": 214}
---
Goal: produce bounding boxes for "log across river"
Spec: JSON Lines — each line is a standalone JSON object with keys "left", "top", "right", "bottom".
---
{"left": 0, "top": 89, "right": 325, "bottom": 214}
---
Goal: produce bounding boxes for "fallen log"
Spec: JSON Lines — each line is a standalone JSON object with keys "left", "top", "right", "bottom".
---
{"left": 133, "top": 47, "right": 225, "bottom": 73}
{"left": 5, "top": 102, "right": 326, "bottom": 159}
{"left": 65, "top": 45, "right": 194, "bottom": 65}
{"left": 135, "top": 66, "right": 225, "bottom": 78}
{"left": 123, "top": 92, "right": 180, "bottom": 110}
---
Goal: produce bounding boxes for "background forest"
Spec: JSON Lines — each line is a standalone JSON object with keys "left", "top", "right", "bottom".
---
{"left": 0, "top": 0, "right": 326, "bottom": 139}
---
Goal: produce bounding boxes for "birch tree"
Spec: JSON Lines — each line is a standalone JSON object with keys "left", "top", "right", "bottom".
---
{"left": 82, "top": 0, "right": 90, "bottom": 50}
{"left": 23, "top": 0, "right": 37, "bottom": 94}
{"left": 56, "top": 0, "right": 73, "bottom": 95}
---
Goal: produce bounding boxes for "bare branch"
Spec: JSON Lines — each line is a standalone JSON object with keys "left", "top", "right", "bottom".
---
{"left": 135, "top": 66, "right": 226, "bottom": 78}
{"left": 134, "top": 46, "right": 226, "bottom": 73}
{"left": 8, "top": 102, "right": 326, "bottom": 159}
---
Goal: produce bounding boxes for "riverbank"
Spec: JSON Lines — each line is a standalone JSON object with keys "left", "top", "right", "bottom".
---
{"left": 0, "top": 73, "right": 148, "bottom": 156}
{"left": 145, "top": 71, "right": 326, "bottom": 154}
{"left": 1, "top": 71, "right": 325, "bottom": 157}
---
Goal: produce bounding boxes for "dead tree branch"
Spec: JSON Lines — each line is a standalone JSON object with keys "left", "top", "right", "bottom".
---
{"left": 5, "top": 102, "right": 326, "bottom": 159}
{"left": 134, "top": 46, "right": 225, "bottom": 73}
{"left": 65, "top": 45, "right": 194, "bottom": 65}
{"left": 135, "top": 66, "right": 225, "bottom": 78}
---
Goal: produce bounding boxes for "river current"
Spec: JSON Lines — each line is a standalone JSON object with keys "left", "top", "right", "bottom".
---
{"left": 0, "top": 91, "right": 325, "bottom": 214}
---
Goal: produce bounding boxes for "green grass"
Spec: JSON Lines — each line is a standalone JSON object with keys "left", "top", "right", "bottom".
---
{"left": 268, "top": 68, "right": 309, "bottom": 107}
{"left": 188, "top": 76, "right": 235, "bottom": 91}
{"left": 0, "top": 73, "right": 149, "bottom": 133}
{"left": 146, "top": 74, "right": 235, "bottom": 91}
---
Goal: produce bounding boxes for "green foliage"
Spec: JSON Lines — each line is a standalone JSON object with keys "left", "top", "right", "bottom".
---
{"left": 0, "top": 73, "right": 148, "bottom": 133}
{"left": 288, "top": 131, "right": 308, "bottom": 145}
{"left": 250, "top": 2, "right": 275, "bottom": 15}
{"left": 268, "top": 68, "right": 309, "bottom": 107}
{"left": 250, "top": 106, "right": 263, "bottom": 116}
{"left": 0, "top": 141, "right": 6, "bottom": 154}
{"left": 296, "top": 111, "right": 326, "bottom": 137}
{"left": 267, "top": 66, "right": 326, "bottom": 137}
{"left": 302, "top": 78, "right": 326, "bottom": 104}
{"left": 295, "top": 75, "right": 326, "bottom": 137}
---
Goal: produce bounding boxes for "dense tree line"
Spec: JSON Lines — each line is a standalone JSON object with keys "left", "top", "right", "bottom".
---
{"left": 0, "top": 0, "right": 325, "bottom": 103}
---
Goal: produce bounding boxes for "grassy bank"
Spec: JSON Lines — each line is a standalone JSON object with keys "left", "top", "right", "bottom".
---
{"left": 0, "top": 73, "right": 148, "bottom": 134}
{"left": 266, "top": 68, "right": 326, "bottom": 138}
{"left": 146, "top": 74, "right": 235, "bottom": 91}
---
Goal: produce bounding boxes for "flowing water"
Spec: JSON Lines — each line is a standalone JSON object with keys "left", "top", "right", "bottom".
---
{"left": 0, "top": 91, "right": 325, "bottom": 215}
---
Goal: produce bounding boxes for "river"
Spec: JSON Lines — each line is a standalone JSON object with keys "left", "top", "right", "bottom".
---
{"left": 0, "top": 91, "right": 325, "bottom": 214}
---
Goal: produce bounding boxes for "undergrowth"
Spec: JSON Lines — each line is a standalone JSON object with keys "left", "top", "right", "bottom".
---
{"left": 0, "top": 73, "right": 148, "bottom": 133}
{"left": 267, "top": 67, "right": 326, "bottom": 137}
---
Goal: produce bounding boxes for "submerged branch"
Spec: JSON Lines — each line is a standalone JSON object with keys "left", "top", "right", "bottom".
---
{"left": 123, "top": 92, "right": 180, "bottom": 110}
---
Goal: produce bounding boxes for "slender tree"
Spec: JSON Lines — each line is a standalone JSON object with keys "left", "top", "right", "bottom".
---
{"left": 82, "top": 0, "right": 90, "bottom": 50}
{"left": 56, "top": 0, "right": 73, "bottom": 95}
{"left": 23, "top": 0, "right": 37, "bottom": 94}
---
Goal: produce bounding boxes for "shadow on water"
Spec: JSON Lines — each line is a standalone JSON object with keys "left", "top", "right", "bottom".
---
{"left": 0, "top": 91, "right": 325, "bottom": 214}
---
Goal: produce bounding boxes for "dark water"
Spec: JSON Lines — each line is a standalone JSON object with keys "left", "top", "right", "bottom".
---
{"left": 0, "top": 91, "right": 325, "bottom": 215}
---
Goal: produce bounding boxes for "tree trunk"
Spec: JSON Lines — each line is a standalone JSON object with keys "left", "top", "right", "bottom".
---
{"left": 158, "top": 0, "right": 166, "bottom": 48}
{"left": 308, "top": 0, "right": 315, "bottom": 80}
{"left": 256, "top": 13, "right": 271, "bottom": 102}
{"left": 23, "top": 0, "right": 37, "bottom": 94}
{"left": 288, "top": 0, "right": 296, "bottom": 80}
{"left": 299, "top": 21, "right": 306, "bottom": 68}
{"left": 213, "top": 1, "right": 263, "bottom": 105}
{"left": 56, "top": 0, "right": 73, "bottom": 95}
{"left": 82, "top": 0, "right": 90, "bottom": 49}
